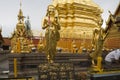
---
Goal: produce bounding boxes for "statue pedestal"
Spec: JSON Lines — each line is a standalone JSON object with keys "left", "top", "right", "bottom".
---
{"left": 38, "top": 63, "right": 75, "bottom": 80}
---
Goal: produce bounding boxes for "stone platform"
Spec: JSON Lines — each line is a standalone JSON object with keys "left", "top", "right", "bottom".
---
{"left": 8, "top": 53, "right": 91, "bottom": 79}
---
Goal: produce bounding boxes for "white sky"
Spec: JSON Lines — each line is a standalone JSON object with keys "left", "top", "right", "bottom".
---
{"left": 0, "top": 0, "right": 119, "bottom": 37}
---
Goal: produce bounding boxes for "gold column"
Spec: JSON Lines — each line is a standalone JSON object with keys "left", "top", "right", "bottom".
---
{"left": 14, "top": 58, "right": 17, "bottom": 77}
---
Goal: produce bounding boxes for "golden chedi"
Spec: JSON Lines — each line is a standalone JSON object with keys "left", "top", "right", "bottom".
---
{"left": 50, "top": 0, "right": 103, "bottom": 52}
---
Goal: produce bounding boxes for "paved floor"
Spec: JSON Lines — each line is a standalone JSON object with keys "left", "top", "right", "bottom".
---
{"left": 0, "top": 54, "right": 9, "bottom": 78}
{"left": 0, "top": 74, "right": 8, "bottom": 78}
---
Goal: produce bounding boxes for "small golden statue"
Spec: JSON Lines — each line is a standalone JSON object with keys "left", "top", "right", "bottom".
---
{"left": 42, "top": 5, "right": 61, "bottom": 63}
{"left": 90, "top": 18, "right": 109, "bottom": 72}
{"left": 37, "top": 40, "right": 44, "bottom": 53}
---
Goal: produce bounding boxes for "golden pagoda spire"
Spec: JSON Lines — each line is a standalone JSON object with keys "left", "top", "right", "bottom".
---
{"left": 18, "top": 0, "right": 24, "bottom": 23}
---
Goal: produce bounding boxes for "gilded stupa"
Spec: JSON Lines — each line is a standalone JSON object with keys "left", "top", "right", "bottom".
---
{"left": 52, "top": 0, "right": 103, "bottom": 39}
{"left": 11, "top": 1, "right": 32, "bottom": 53}
{"left": 46, "top": 0, "right": 103, "bottom": 52}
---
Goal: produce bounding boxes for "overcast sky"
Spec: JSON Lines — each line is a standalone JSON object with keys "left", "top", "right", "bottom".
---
{"left": 0, "top": 0, "right": 119, "bottom": 37}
